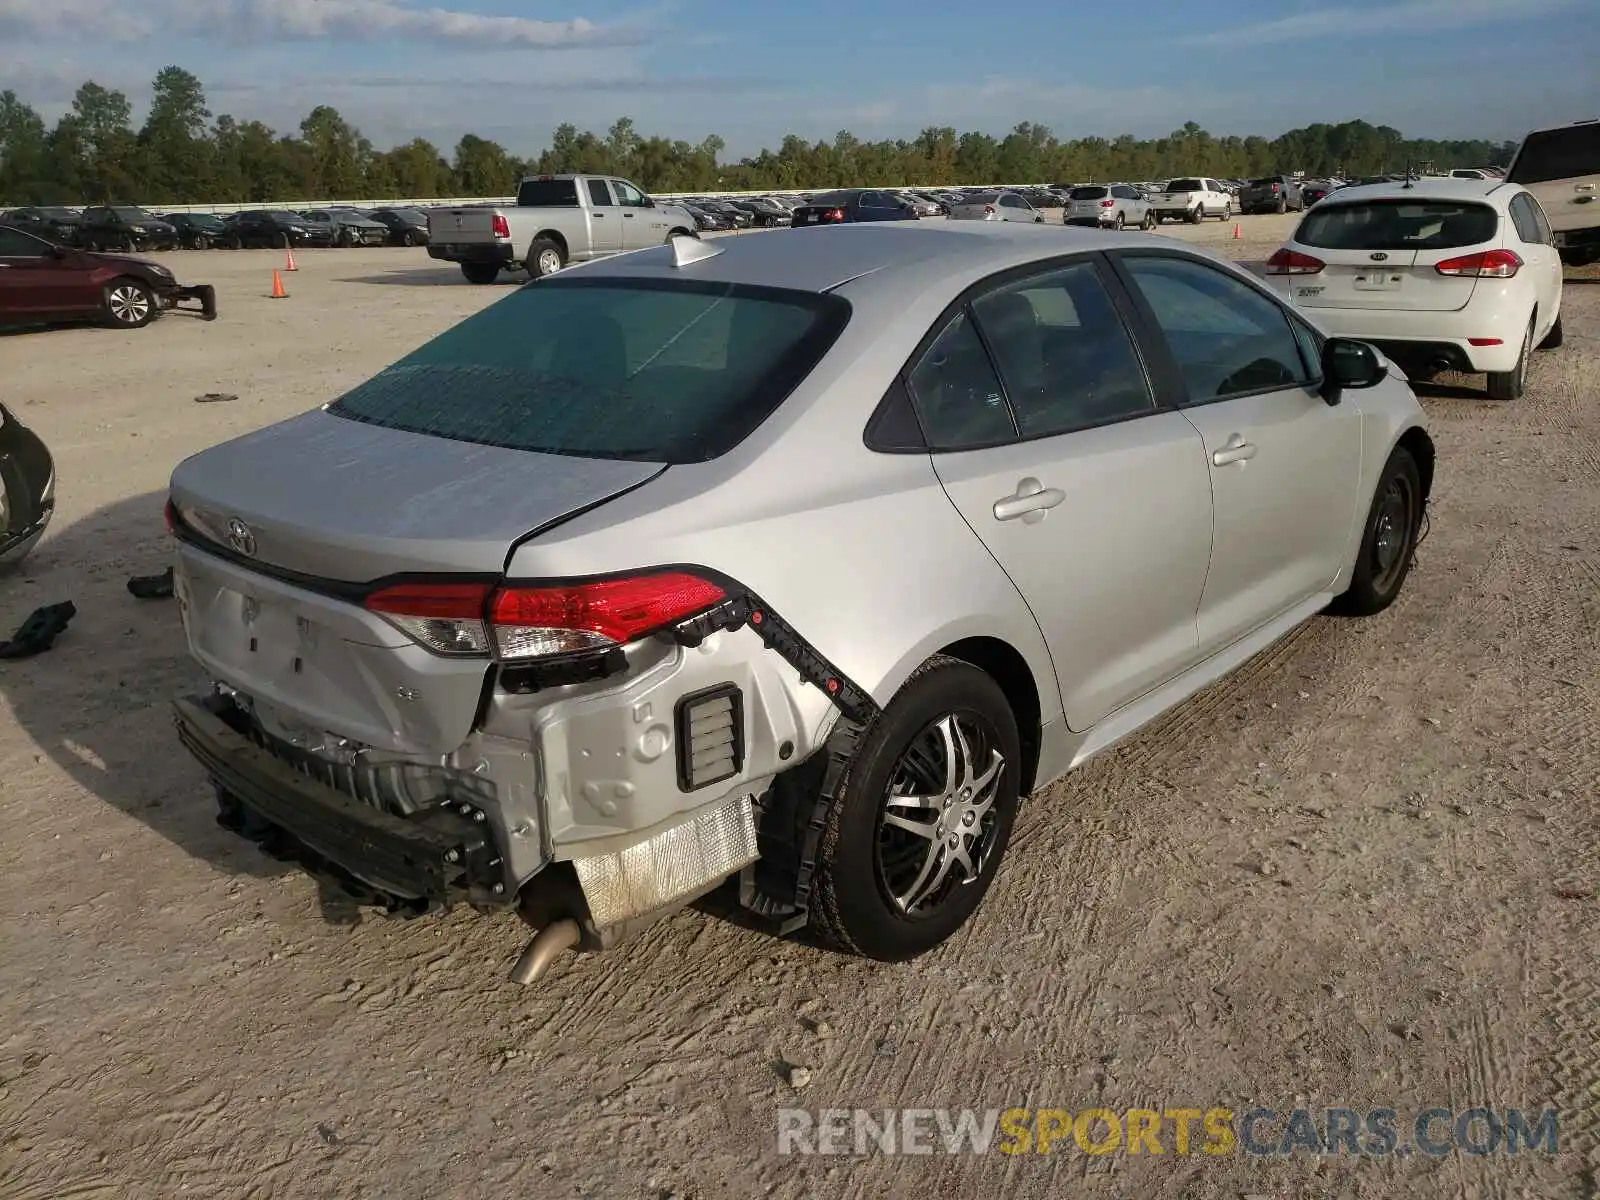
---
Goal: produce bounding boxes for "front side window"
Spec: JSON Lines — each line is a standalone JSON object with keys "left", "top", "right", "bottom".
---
{"left": 906, "top": 312, "right": 1015, "bottom": 450}
{"left": 328, "top": 279, "right": 850, "bottom": 464}
{"left": 1121, "top": 255, "right": 1310, "bottom": 403}
{"left": 612, "top": 180, "right": 648, "bottom": 208}
{"left": 970, "top": 262, "right": 1154, "bottom": 436}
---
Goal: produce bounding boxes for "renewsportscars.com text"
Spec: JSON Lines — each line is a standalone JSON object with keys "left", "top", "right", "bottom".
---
{"left": 776, "top": 1106, "right": 1560, "bottom": 1158}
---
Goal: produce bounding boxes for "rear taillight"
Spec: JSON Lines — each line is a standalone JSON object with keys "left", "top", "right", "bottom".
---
{"left": 1100, "top": 199, "right": 1114, "bottom": 207}
{"left": 365, "top": 581, "right": 494, "bottom": 656}
{"left": 1272, "top": 183, "right": 1281, "bottom": 192}
{"left": 491, "top": 213, "right": 511, "bottom": 239}
{"left": 163, "top": 498, "right": 178, "bottom": 534}
{"left": 490, "top": 573, "right": 726, "bottom": 660}
{"left": 1435, "top": 248, "right": 1522, "bottom": 278}
{"left": 364, "top": 572, "right": 728, "bottom": 661}
{"left": 826, "top": 208, "right": 844, "bottom": 221}
{"left": 983, "top": 204, "right": 995, "bottom": 214}
{"left": 1264, "top": 248, "right": 1326, "bottom": 275}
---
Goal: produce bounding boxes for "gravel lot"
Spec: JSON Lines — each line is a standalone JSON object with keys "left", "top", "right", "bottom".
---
{"left": 2, "top": 213, "right": 1597, "bottom": 1200}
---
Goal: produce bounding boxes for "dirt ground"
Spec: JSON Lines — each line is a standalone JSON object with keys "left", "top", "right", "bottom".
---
{"left": 1, "top": 214, "right": 1596, "bottom": 1200}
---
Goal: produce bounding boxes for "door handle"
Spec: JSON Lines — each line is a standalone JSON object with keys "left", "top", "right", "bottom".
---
{"left": 593, "top": 213, "right": 606, "bottom": 218}
{"left": 623, "top": 213, "right": 635, "bottom": 218}
{"left": 1212, "top": 435, "right": 1257, "bottom": 467}
{"left": 993, "top": 477, "right": 1065, "bottom": 523}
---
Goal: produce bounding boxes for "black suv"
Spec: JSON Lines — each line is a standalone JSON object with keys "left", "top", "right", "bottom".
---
{"left": 2, "top": 207, "right": 83, "bottom": 244}
{"left": 161, "top": 212, "right": 231, "bottom": 249}
{"left": 222, "top": 210, "right": 335, "bottom": 249}
{"left": 368, "top": 207, "right": 430, "bottom": 246}
{"left": 79, "top": 206, "right": 180, "bottom": 251}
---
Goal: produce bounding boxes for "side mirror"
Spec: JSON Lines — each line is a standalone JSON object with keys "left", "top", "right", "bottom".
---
{"left": 49, "top": 244, "right": 68, "bottom": 259}
{"left": 1320, "top": 337, "right": 1386, "bottom": 404}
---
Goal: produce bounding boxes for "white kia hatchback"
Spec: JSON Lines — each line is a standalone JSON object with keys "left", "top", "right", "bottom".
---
{"left": 1262, "top": 178, "right": 1564, "bottom": 400}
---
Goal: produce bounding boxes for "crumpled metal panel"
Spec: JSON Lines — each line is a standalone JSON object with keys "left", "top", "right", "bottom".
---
{"left": 574, "top": 793, "right": 759, "bottom": 928}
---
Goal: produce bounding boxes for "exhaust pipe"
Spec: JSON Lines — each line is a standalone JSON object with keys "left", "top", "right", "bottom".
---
{"left": 508, "top": 918, "right": 582, "bottom": 985}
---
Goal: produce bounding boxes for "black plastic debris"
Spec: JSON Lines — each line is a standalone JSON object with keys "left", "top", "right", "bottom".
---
{"left": 127, "top": 566, "right": 175, "bottom": 600}
{"left": 193, "top": 393, "right": 237, "bottom": 404}
{"left": 0, "top": 601, "right": 77, "bottom": 659}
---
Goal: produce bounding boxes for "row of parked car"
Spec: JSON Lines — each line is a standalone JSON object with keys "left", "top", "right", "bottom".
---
{"left": 0, "top": 204, "right": 432, "bottom": 251}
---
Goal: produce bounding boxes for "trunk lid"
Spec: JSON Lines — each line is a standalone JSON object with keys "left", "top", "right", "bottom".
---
{"left": 169, "top": 409, "right": 665, "bottom": 755}
{"left": 1281, "top": 196, "right": 1498, "bottom": 312}
{"left": 169, "top": 408, "right": 665, "bottom": 582}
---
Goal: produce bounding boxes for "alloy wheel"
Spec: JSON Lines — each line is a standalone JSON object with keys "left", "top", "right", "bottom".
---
{"left": 875, "top": 712, "right": 1006, "bottom": 916}
{"left": 537, "top": 248, "right": 563, "bottom": 275}
{"left": 107, "top": 285, "right": 151, "bottom": 325}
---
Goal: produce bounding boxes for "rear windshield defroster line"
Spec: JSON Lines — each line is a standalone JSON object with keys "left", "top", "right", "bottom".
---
{"left": 1294, "top": 199, "right": 1500, "bottom": 251}
{"left": 327, "top": 276, "right": 852, "bottom": 464}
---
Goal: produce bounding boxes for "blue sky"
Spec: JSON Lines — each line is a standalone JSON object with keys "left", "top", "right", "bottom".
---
{"left": 1, "top": 0, "right": 1596, "bottom": 157}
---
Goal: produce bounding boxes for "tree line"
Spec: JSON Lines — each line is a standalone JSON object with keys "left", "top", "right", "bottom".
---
{"left": 0, "top": 67, "right": 1515, "bottom": 206}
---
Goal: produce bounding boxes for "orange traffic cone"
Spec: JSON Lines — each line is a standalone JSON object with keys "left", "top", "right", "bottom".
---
{"left": 284, "top": 247, "right": 298, "bottom": 272}
{"left": 269, "top": 269, "right": 288, "bottom": 299}
{"left": 1232, "top": 223, "right": 1243, "bottom": 239}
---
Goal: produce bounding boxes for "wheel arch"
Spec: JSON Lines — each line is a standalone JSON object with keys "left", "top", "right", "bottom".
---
{"left": 936, "top": 636, "right": 1044, "bottom": 795}
{"left": 1396, "top": 424, "right": 1436, "bottom": 502}
{"left": 531, "top": 229, "right": 569, "bottom": 258}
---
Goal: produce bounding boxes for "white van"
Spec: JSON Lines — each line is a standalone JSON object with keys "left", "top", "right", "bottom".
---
{"left": 1507, "top": 118, "right": 1600, "bottom": 267}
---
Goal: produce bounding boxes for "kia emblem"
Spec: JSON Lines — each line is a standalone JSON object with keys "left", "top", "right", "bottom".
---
{"left": 1369, "top": 251, "right": 1389, "bottom": 262}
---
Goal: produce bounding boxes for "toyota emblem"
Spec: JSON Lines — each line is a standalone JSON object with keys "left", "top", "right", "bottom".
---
{"left": 1369, "top": 251, "right": 1389, "bottom": 262}
{"left": 226, "top": 518, "right": 257, "bottom": 557}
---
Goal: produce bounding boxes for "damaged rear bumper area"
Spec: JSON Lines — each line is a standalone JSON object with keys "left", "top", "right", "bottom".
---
{"left": 175, "top": 692, "right": 502, "bottom": 908}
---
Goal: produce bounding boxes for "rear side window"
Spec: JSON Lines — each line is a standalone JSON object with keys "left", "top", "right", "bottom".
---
{"left": 1509, "top": 124, "right": 1600, "bottom": 185}
{"left": 586, "top": 179, "right": 612, "bottom": 206}
{"left": 1295, "top": 201, "right": 1499, "bottom": 251}
{"left": 327, "top": 279, "right": 850, "bottom": 464}
{"left": 516, "top": 178, "right": 580, "bottom": 206}
{"left": 1070, "top": 186, "right": 1109, "bottom": 200}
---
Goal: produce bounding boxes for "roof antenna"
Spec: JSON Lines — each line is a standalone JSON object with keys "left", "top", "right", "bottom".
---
{"left": 669, "top": 234, "right": 723, "bottom": 267}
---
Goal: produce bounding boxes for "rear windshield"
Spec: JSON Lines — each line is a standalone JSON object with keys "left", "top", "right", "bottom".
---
{"left": 1508, "top": 124, "right": 1600, "bottom": 185}
{"left": 1166, "top": 179, "right": 1203, "bottom": 192}
{"left": 327, "top": 279, "right": 852, "bottom": 463}
{"left": 1069, "top": 186, "right": 1108, "bottom": 200}
{"left": 967, "top": 192, "right": 1001, "bottom": 204}
{"left": 516, "top": 178, "right": 580, "bottom": 206}
{"left": 1295, "top": 200, "right": 1499, "bottom": 250}
{"left": 804, "top": 191, "right": 856, "bottom": 206}
{"left": 1250, "top": 177, "right": 1283, "bottom": 186}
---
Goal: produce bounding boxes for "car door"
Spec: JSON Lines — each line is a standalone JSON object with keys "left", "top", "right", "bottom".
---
{"left": 1110, "top": 251, "right": 1362, "bottom": 656}
{"left": 907, "top": 255, "right": 1215, "bottom": 731}
{"left": 1509, "top": 192, "right": 1565, "bottom": 334}
{"left": 999, "top": 194, "right": 1037, "bottom": 223}
{"left": 583, "top": 178, "right": 624, "bottom": 255}
{"left": 0, "top": 226, "right": 56, "bottom": 317}
{"left": 611, "top": 179, "right": 663, "bottom": 250}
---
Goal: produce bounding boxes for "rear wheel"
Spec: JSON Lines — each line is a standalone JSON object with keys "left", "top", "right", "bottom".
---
{"left": 1187, "top": 206, "right": 1203, "bottom": 224}
{"left": 1486, "top": 317, "right": 1534, "bottom": 401}
{"left": 1276, "top": 196, "right": 1288, "bottom": 214}
{"left": 1329, "top": 446, "right": 1423, "bottom": 617}
{"left": 1538, "top": 311, "right": 1563, "bottom": 350}
{"left": 527, "top": 237, "right": 566, "bottom": 278}
{"left": 1114, "top": 212, "right": 1125, "bottom": 231}
{"left": 103, "top": 277, "right": 158, "bottom": 328}
{"left": 810, "top": 656, "right": 1023, "bottom": 961}
{"left": 459, "top": 261, "right": 500, "bottom": 285}
{"left": 1220, "top": 202, "right": 1232, "bottom": 221}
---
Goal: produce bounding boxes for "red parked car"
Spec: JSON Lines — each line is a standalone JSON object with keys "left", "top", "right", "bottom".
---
{"left": 0, "top": 223, "right": 215, "bottom": 329}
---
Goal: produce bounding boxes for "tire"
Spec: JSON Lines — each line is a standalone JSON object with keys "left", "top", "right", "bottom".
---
{"left": 1277, "top": 197, "right": 1288, "bottom": 214}
{"left": 103, "top": 277, "right": 158, "bottom": 328}
{"left": 401, "top": 230, "right": 418, "bottom": 247}
{"left": 1114, "top": 212, "right": 1126, "bottom": 231}
{"left": 1486, "top": 316, "right": 1534, "bottom": 401}
{"left": 1328, "top": 446, "right": 1423, "bottom": 617}
{"left": 1538, "top": 311, "right": 1563, "bottom": 350}
{"left": 1220, "top": 203, "right": 1232, "bottom": 221}
{"left": 1142, "top": 209, "right": 1156, "bottom": 231}
{"left": 275, "top": 232, "right": 290, "bottom": 250}
{"left": 459, "top": 261, "right": 501, "bottom": 285}
{"left": 339, "top": 227, "right": 358, "bottom": 248}
{"left": 1187, "top": 206, "right": 1203, "bottom": 224}
{"left": 527, "top": 237, "right": 566, "bottom": 278}
{"left": 665, "top": 227, "right": 697, "bottom": 242}
{"left": 192, "top": 234, "right": 210, "bottom": 251}
{"left": 809, "top": 656, "right": 1024, "bottom": 961}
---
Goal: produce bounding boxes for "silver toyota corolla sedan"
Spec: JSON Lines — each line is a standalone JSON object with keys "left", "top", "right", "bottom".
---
{"left": 166, "top": 223, "right": 1434, "bottom": 982}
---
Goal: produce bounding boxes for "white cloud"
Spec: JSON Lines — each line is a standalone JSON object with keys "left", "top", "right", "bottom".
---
{"left": 1183, "top": 0, "right": 1580, "bottom": 47}
{"left": 0, "top": 0, "right": 653, "bottom": 48}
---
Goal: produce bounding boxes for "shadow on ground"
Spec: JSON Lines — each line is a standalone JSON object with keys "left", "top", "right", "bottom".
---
{"left": 337, "top": 268, "right": 521, "bottom": 287}
{"left": 0, "top": 490, "right": 372, "bottom": 923}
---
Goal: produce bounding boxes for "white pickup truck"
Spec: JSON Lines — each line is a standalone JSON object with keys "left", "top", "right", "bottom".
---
{"left": 426, "top": 174, "right": 700, "bottom": 283}
{"left": 1146, "top": 177, "right": 1234, "bottom": 225}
